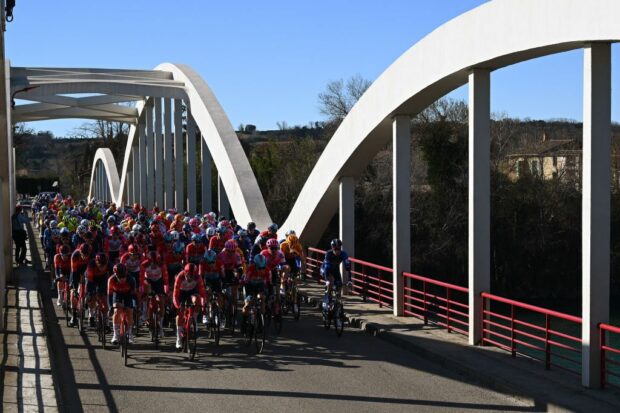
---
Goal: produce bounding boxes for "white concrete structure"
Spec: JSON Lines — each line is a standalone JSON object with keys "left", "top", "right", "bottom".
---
{"left": 8, "top": 0, "right": 619, "bottom": 387}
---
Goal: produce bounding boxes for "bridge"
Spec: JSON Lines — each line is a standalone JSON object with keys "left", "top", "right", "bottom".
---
{"left": 1, "top": 0, "right": 620, "bottom": 410}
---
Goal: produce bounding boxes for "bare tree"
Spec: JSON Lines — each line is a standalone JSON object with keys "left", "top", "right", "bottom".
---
{"left": 318, "top": 74, "right": 372, "bottom": 121}
{"left": 71, "top": 120, "right": 129, "bottom": 142}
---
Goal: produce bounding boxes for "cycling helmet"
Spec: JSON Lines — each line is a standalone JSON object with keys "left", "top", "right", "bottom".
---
{"left": 80, "top": 219, "right": 90, "bottom": 227}
{"left": 59, "top": 227, "right": 70, "bottom": 235}
{"left": 285, "top": 229, "right": 296, "bottom": 237}
{"left": 60, "top": 245, "right": 71, "bottom": 255}
{"left": 132, "top": 224, "right": 141, "bottom": 233}
{"left": 206, "top": 227, "right": 216, "bottom": 237}
{"left": 217, "top": 226, "right": 227, "bottom": 235}
{"left": 107, "top": 216, "right": 116, "bottom": 224}
{"left": 183, "top": 217, "right": 190, "bottom": 224}
{"left": 220, "top": 220, "right": 230, "bottom": 228}
{"left": 253, "top": 254, "right": 267, "bottom": 269}
{"left": 184, "top": 263, "right": 197, "bottom": 276}
{"left": 95, "top": 253, "right": 107, "bottom": 265}
{"left": 191, "top": 233, "right": 201, "bottom": 242}
{"left": 77, "top": 225, "right": 87, "bottom": 235}
{"left": 50, "top": 220, "right": 58, "bottom": 229}
{"left": 330, "top": 239, "right": 343, "bottom": 248}
{"left": 268, "top": 223, "right": 278, "bottom": 233}
{"left": 189, "top": 217, "right": 200, "bottom": 227}
{"left": 204, "top": 249, "right": 217, "bottom": 263}
{"left": 224, "top": 240, "right": 236, "bottom": 252}
{"left": 110, "top": 226, "right": 119, "bottom": 235}
{"left": 266, "top": 238, "right": 279, "bottom": 249}
{"left": 127, "top": 244, "right": 136, "bottom": 254}
{"left": 237, "top": 229, "right": 248, "bottom": 237}
{"left": 170, "top": 230, "right": 180, "bottom": 241}
{"left": 113, "top": 263, "right": 127, "bottom": 277}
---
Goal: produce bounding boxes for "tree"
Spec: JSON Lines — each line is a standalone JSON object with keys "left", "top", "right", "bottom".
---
{"left": 318, "top": 75, "right": 372, "bottom": 122}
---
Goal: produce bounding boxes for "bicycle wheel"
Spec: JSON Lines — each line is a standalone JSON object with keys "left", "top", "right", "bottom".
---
{"left": 243, "top": 313, "right": 254, "bottom": 347}
{"left": 188, "top": 317, "right": 197, "bottom": 360}
{"left": 77, "top": 299, "right": 85, "bottom": 334}
{"left": 292, "top": 288, "right": 301, "bottom": 321}
{"left": 211, "top": 310, "right": 221, "bottom": 347}
{"left": 335, "top": 303, "right": 345, "bottom": 337}
{"left": 134, "top": 306, "right": 141, "bottom": 337}
{"left": 272, "top": 299, "right": 283, "bottom": 335}
{"left": 123, "top": 331, "right": 129, "bottom": 366}
{"left": 255, "top": 312, "right": 266, "bottom": 354}
{"left": 64, "top": 293, "right": 71, "bottom": 327}
{"left": 152, "top": 311, "right": 159, "bottom": 349}
{"left": 229, "top": 297, "right": 237, "bottom": 336}
{"left": 101, "top": 313, "right": 107, "bottom": 349}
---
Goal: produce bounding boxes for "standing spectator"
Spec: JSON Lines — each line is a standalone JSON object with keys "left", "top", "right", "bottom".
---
{"left": 12, "top": 204, "right": 30, "bottom": 265}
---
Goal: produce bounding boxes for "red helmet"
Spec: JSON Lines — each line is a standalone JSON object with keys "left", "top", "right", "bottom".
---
{"left": 127, "top": 244, "right": 136, "bottom": 254}
{"left": 224, "top": 240, "right": 236, "bottom": 252}
{"left": 95, "top": 253, "right": 107, "bottom": 265}
{"left": 266, "top": 238, "right": 279, "bottom": 249}
{"left": 184, "top": 263, "right": 197, "bottom": 276}
{"left": 110, "top": 226, "right": 119, "bottom": 235}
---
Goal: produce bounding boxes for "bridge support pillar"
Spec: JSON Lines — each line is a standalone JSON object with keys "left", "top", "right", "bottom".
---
{"left": 582, "top": 42, "right": 611, "bottom": 388}
{"left": 138, "top": 119, "right": 147, "bottom": 206}
{"left": 174, "top": 99, "right": 184, "bottom": 211}
{"left": 163, "top": 99, "right": 173, "bottom": 210}
{"left": 146, "top": 101, "right": 155, "bottom": 209}
{"left": 468, "top": 68, "right": 491, "bottom": 346}
{"left": 154, "top": 98, "right": 164, "bottom": 209}
{"left": 218, "top": 174, "right": 230, "bottom": 218}
{"left": 127, "top": 168, "right": 133, "bottom": 205}
{"left": 392, "top": 115, "right": 410, "bottom": 317}
{"left": 186, "top": 115, "right": 197, "bottom": 214}
{"left": 201, "top": 135, "right": 212, "bottom": 213}
{"left": 339, "top": 176, "right": 355, "bottom": 279}
{"left": 132, "top": 146, "right": 139, "bottom": 206}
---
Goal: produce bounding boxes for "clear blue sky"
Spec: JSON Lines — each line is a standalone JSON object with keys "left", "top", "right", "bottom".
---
{"left": 5, "top": 0, "right": 620, "bottom": 137}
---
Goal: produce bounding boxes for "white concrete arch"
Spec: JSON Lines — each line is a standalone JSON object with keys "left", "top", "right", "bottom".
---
{"left": 88, "top": 148, "right": 120, "bottom": 203}
{"left": 280, "top": 0, "right": 620, "bottom": 244}
{"left": 86, "top": 64, "right": 272, "bottom": 229}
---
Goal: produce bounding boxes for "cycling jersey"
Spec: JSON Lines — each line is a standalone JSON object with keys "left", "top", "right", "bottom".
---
{"left": 86, "top": 260, "right": 111, "bottom": 282}
{"left": 107, "top": 275, "right": 136, "bottom": 308}
{"left": 322, "top": 249, "right": 351, "bottom": 276}
{"left": 218, "top": 250, "right": 242, "bottom": 271}
{"left": 120, "top": 252, "right": 141, "bottom": 273}
{"left": 199, "top": 260, "right": 223, "bottom": 277}
{"left": 245, "top": 264, "right": 271, "bottom": 284}
{"left": 185, "top": 242, "right": 206, "bottom": 265}
{"left": 261, "top": 249, "right": 285, "bottom": 272}
{"left": 258, "top": 230, "right": 277, "bottom": 241}
{"left": 172, "top": 272, "right": 207, "bottom": 309}
{"left": 208, "top": 235, "right": 227, "bottom": 253}
{"left": 280, "top": 239, "right": 303, "bottom": 261}
{"left": 54, "top": 253, "right": 71, "bottom": 276}
{"left": 140, "top": 261, "right": 169, "bottom": 286}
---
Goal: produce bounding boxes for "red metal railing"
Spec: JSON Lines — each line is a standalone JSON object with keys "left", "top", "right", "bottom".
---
{"left": 349, "top": 258, "right": 393, "bottom": 308}
{"left": 403, "top": 272, "right": 469, "bottom": 335}
{"left": 481, "top": 292, "right": 582, "bottom": 374}
{"left": 600, "top": 323, "right": 620, "bottom": 389}
{"left": 306, "top": 247, "right": 326, "bottom": 282}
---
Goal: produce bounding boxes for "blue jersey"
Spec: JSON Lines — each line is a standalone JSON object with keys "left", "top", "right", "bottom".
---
{"left": 322, "top": 249, "right": 351, "bottom": 276}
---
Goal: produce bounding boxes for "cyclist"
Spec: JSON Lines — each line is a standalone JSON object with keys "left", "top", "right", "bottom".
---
{"left": 261, "top": 238, "right": 286, "bottom": 288}
{"left": 104, "top": 226, "right": 123, "bottom": 264}
{"left": 164, "top": 231, "right": 185, "bottom": 291}
{"left": 186, "top": 233, "right": 205, "bottom": 266}
{"left": 140, "top": 251, "right": 168, "bottom": 336}
{"left": 242, "top": 254, "right": 270, "bottom": 322}
{"left": 53, "top": 244, "right": 72, "bottom": 307}
{"left": 120, "top": 244, "right": 142, "bottom": 285}
{"left": 250, "top": 236, "right": 268, "bottom": 262}
{"left": 246, "top": 222, "right": 259, "bottom": 245}
{"left": 172, "top": 263, "right": 207, "bottom": 349}
{"left": 199, "top": 249, "right": 224, "bottom": 321}
{"left": 259, "top": 223, "right": 278, "bottom": 241}
{"left": 321, "top": 239, "right": 352, "bottom": 303}
{"left": 234, "top": 229, "right": 252, "bottom": 264}
{"left": 108, "top": 263, "right": 137, "bottom": 344}
{"left": 69, "top": 243, "right": 91, "bottom": 325}
{"left": 280, "top": 232, "right": 306, "bottom": 293}
{"left": 86, "top": 253, "right": 111, "bottom": 327}
{"left": 208, "top": 226, "right": 228, "bottom": 252}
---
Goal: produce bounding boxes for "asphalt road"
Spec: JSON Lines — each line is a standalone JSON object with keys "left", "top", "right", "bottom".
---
{"left": 39, "top": 290, "right": 540, "bottom": 413}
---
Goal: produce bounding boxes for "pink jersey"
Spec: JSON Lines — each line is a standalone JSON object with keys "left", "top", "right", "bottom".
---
{"left": 261, "top": 249, "right": 285, "bottom": 271}
{"left": 217, "top": 251, "right": 242, "bottom": 271}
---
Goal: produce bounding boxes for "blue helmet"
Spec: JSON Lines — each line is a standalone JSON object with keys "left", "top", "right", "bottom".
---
{"left": 204, "top": 249, "right": 217, "bottom": 263}
{"left": 191, "top": 233, "right": 201, "bottom": 242}
{"left": 253, "top": 254, "right": 267, "bottom": 269}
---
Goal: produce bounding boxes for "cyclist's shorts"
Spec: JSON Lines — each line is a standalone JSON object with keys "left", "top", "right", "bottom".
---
{"left": 286, "top": 258, "right": 300, "bottom": 275}
{"left": 244, "top": 280, "right": 266, "bottom": 300}
{"left": 112, "top": 293, "right": 134, "bottom": 308}
{"left": 86, "top": 277, "right": 107, "bottom": 297}
{"left": 223, "top": 269, "right": 237, "bottom": 286}
{"left": 128, "top": 270, "right": 140, "bottom": 284}
{"left": 146, "top": 277, "right": 165, "bottom": 295}
{"left": 324, "top": 271, "right": 343, "bottom": 289}
{"left": 179, "top": 289, "right": 199, "bottom": 307}
{"left": 204, "top": 274, "right": 222, "bottom": 293}
{"left": 69, "top": 270, "right": 85, "bottom": 290}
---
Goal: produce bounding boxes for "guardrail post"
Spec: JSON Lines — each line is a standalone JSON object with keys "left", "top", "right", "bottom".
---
{"left": 362, "top": 263, "right": 367, "bottom": 302}
{"left": 510, "top": 305, "right": 516, "bottom": 357}
{"left": 582, "top": 42, "right": 611, "bottom": 388}
{"left": 446, "top": 289, "right": 451, "bottom": 333}
{"left": 468, "top": 69, "right": 491, "bottom": 346}
{"left": 392, "top": 115, "right": 411, "bottom": 317}
{"left": 480, "top": 294, "right": 486, "bottom": 346}
{"left": 600, "top": 324, "right": 606, "bottom": 388}
{"left": 423, "top": 281, "right": 428, "bottom": 325}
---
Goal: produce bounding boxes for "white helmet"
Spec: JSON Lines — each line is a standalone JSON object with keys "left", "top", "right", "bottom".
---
{"left": 170, "top": 230, "right": 180, "bottom": 241}
{"left": 206, "top": 227, "right": 216, "bottom": 237}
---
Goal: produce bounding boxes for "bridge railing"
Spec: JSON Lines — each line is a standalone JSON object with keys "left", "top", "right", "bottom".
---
{"left": 481, "top": 292, "right": 582, "bottom": 374}
{"left": 600, "top": 323, "right": 620, "bottom": 389}
{"left": 403, "top": 272, "right": 469, "bottom": 336}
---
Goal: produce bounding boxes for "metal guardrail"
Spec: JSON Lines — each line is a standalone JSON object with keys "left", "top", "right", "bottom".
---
{"left": 481, "top": 292, "right": 582, "bottom": 374}
{"left": 600, "top": 323, "right": 620, "bottom": 389}
{"left": 403, "top": 272, "right": 468, "bottom": 335}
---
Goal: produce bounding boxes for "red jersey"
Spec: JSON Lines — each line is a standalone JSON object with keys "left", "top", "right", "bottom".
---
{"left": 218, "top": 250, "right": 242, "bottom": 271}
{"left": 259, "top": 230, "right": 277, "bottom": 241}
{"left": 120, "top": 252, "right": 142, "bottom": 273}
{"left": 164, "top": 244, "right": 184, "bottom": 266}
{"left": 185, "top": 242, "right": 206, "bottom": 264}
{"left": 70, "top": 250, "right": 89, "bottom": 274}
{"left": 208, "top": 235, "right": 227, "bottom": 252}
{"left": 139, "top": 260, "right": 169, "bottom": 286}
{"left": 107, "top": 275, "right": 135, "bottom": 295}
{"left": 54, "top": 253, "right": 71, "bottom": 275}
{"left": 86, "top": 260, "right": 111, "bottom": 282}
{"left": 199, "top": 260, "right": 223, "bottom": 277}
{"left": 172, "top": 272, "right": 207, "bottom": 309}
{"left": 261, "top": 249, "right": 285, "bottom": 271}
{"left": 245, "top": 264, "right": 270, "bottom": 284}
